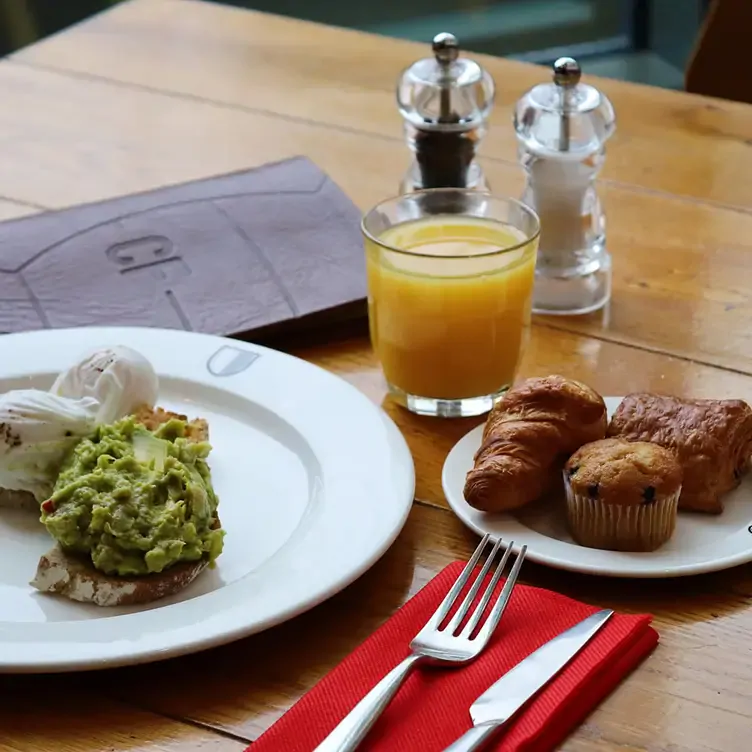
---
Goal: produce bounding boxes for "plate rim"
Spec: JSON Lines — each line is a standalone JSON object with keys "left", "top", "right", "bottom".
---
{"left": 0, "top": 326, "right": 415, "bottom": 672}
{"left": 442, "top": 398, "right": 752, "bottom": 579}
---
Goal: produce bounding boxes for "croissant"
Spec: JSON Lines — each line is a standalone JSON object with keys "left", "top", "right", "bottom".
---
{"left": 464, "top": 375, "right": 607, "bottom": 513}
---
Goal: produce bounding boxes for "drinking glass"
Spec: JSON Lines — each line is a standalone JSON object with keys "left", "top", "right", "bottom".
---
{"left": 361, "top": 188, "right": 540, "bottom": 417}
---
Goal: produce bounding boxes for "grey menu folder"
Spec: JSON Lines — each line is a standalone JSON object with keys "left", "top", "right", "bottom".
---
{"left": 0, "top": 157, "right": 367, "bottom": 340}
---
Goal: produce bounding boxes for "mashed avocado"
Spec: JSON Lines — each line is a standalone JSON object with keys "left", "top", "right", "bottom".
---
{"left": 40, "top": 417, "right": 224, "bottom": 576}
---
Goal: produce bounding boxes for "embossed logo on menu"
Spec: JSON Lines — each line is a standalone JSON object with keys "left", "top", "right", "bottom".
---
{"left": 207, "top": 346, "right": 260, "bottom": 377}
{"left": 105, "top": 235, "right": 191, "bottom": 280}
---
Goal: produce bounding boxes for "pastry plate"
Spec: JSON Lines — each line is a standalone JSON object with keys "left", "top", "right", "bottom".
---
{"left": 0, "top": 327, "right": 415, "bottom": 672}
{"left": 443, "top": 397, "right": 752, "bottom": 578}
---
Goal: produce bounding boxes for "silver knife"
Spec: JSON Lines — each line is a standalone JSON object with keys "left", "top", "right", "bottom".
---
{"left": 442, "top": 609, "right": 614, "bottom": 752}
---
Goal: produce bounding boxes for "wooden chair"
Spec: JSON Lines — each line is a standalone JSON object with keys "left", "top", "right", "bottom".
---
{"left": 686, "top": 0, "right": 751, "bottom": 103}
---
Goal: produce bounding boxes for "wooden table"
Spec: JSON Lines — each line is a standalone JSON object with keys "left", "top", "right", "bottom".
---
{"left": 1, "top": 1, "right": 751, "bottom": 749}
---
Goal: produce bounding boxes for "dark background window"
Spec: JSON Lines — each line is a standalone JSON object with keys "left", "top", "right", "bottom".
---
{"left": 0, "top": 0, "right": 709, "bottom": 90}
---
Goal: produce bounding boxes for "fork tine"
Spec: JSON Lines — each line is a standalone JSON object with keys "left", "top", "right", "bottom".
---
{"left": 473, "top": 544, "right": 527, "bottom": 643}
{"left": 460, "top": 540, "right": 513, "bottom": 638}
{"left": 430, "top": 534, "right": 490, "bottom": 627}
{"left": 445, "top": 536, "right": 503, "bottom": 634}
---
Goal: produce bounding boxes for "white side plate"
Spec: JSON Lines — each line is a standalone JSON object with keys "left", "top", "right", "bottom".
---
{"left": 0, "top": 327, "right": 415, "bottom": 672}
{"left": 443, "top": 397, "right": 752, "bottom": 578}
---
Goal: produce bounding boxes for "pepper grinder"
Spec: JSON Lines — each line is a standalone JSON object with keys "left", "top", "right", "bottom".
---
{"left": 397, "top": 33, "right": 495, "bottom": 193}
{"left": 514, "top": 57, "right": 616, "bottom": 315}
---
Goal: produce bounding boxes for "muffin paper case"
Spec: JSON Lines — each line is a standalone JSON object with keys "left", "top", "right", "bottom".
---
{"left": 564, "top": 472, "right": 681, "bottom": 552}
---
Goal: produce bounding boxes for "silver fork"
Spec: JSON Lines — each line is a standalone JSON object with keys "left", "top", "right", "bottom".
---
{"left": 315, "top": 534, "right": 527, "bottom": 752}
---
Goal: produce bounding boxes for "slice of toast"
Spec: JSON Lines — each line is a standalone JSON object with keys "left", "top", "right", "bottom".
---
{"left": 30, "top": 546, "right": 209, "bottom": 607}
{"left": 30, "top": 406, "right": 218, "bottom": 607}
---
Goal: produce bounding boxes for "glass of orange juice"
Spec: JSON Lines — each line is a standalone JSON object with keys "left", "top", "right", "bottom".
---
{"left": 362, "top": 188, "right": 540, "bottom": 418}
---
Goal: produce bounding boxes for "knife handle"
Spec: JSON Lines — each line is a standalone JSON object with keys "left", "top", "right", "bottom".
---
{"left": 442, "top": 723, "right": 502, "bottom": 752}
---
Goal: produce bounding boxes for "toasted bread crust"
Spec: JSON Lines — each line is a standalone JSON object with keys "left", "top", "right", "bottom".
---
{"left": 132, "top": 405, "right": 209, "bottom": 442}
{"left": 30, "top": 545, "right": 209, "bottom": 607}
{"left": 0, "top": 488, "right": 38, "bottom": 511}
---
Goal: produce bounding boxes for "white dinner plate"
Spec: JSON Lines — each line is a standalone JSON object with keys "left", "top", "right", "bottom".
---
{"left": 0, "top": 327, "right": 415, "bottom": 673}
{"left": 443, "top": 397, "right": 752, "bottom": 578}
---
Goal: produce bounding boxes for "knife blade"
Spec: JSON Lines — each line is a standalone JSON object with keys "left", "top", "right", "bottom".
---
{"left": 442, "top": 609, "right": 614, "bottom": 752}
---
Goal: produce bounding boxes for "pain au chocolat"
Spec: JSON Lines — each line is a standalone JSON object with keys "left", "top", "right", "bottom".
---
{"left": 464, "top": 375, "right": 607, "bottom": 513}
{"left": 607, "top": 393, "right": 752, "bottom": 514}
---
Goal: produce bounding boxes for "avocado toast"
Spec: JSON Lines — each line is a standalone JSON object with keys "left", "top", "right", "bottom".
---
{"left": 30, "top": 406, "right": 224, "bottom": 607}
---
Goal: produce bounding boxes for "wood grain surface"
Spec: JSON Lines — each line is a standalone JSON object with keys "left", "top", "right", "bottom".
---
{"left": 0, "top": 1, "right": 751, "bottom": 751}
{"left": 0, "top": 678, "right": 248, "bottom": 751}
{"left": 12, "top": 0, "right": 752, "bottom": 210}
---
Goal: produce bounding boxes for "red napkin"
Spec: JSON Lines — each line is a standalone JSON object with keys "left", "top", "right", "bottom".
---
{"left": 251, "top": 563, "right": 658, "bottom": 751}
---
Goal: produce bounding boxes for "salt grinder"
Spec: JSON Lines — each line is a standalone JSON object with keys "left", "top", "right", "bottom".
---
{"left": 514, "top": 57, "right": 616, "bottom": 315}
{"left": 397, "top": 33, "right": 495, "bottom": 193}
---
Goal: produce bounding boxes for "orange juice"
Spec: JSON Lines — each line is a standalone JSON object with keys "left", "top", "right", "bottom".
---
{"left": 365, "top": 215, "right": 537, "bottom": 400}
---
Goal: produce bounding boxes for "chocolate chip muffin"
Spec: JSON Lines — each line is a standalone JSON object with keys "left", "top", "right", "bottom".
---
{"left": 564, "top": 438, "right": 682, "bottom": 552}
